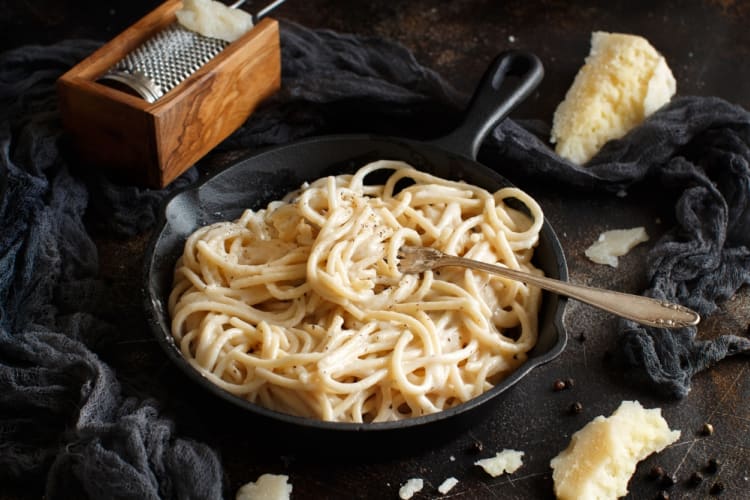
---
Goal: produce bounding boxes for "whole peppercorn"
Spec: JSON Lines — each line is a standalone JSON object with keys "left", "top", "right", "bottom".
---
{"left": 553, "top": 379, "right": 567, "bottom": 391}
{"left": 649, "top": 465, "right": 666, "bottom": 480}
{"left": 688, "top": 471, "right": 704, "bottom": 487}
{"left": 569, "top": 402, "right": 584, "bottom": 415}
{"left": 709, "top": 481, "right": 725, "bottom": 495}
{"left": 705, "top": 458, "right": 721, "bottom": 474}
{"left": 655, "top": 490, "right": 670, "bottom": 500}
{"left": 700, "top": 423, "right": 714, "bottom": 436}
{"left": 564, "top": 377, "right": 575, "bottom": 388}
{"left": 469, "top": 440, "right": 484, "bottom": 454}
{"left": 659, "top": 473, "right": 676, "bottom": 488}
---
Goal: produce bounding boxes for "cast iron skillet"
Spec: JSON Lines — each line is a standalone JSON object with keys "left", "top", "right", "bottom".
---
{"left": 144, "top": 50, "right": 568, "bottom": 436}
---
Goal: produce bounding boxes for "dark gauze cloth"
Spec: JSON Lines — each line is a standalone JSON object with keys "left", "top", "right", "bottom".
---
{"left": 1, "top": 20, "right": 749, "bottom": 499}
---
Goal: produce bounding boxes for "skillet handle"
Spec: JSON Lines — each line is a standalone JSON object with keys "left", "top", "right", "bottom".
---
{"left": 430, "top": 50, "right": 544, "bottom": 160}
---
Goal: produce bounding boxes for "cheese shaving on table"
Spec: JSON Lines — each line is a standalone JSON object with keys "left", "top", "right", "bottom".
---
{"left": 398, "top": 478, "right": 424, "bottom": 499}
{"left": 474, "top": 449, "right": 525, "bottom": 477}
{"left": 584, "top": 227, "right": 649, "bottom": 267}
{"left": 176, "top": 0, "right": 254, "bottom": 43}
{"left": 438, "top": 477, "right": 459, "bottom": 494}
{"left": 235, "top": 473, "right": 292, "bottom": 500}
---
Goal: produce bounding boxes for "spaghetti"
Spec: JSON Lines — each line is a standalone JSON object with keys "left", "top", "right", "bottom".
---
{"left": 168, "top": 160, "right": 544, "bottom": 422}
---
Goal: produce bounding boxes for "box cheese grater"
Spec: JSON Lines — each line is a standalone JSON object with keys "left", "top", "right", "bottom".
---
{"left": 56, "top": 0, "right": 283, "bottom": 188}
{"left": 98, "top": 23, "right": 230, "bottom": 103}
{"left": 99, "top": 0, "right": 285, "bottom": 103}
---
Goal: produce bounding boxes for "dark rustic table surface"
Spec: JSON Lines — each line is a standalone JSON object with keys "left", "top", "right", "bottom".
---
{"left": 2, "top": 1, "right": 749, "bottom": 499}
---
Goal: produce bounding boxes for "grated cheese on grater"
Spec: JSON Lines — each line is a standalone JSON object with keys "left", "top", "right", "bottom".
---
{"left": 176, "top": 0, "right": 254, "bottom": 43}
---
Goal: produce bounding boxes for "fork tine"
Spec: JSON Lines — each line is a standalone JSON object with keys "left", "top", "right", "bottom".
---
{"left": 398, "top": 245, "right": 443, "bottom": 274}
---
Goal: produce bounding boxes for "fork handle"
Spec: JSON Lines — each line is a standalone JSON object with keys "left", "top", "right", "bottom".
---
{"left": 436, "top": 256, "right": 700, "bottom": 329}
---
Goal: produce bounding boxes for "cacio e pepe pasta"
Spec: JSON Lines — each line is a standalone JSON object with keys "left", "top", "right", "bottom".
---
{"left": 168, "top": 160, "right": 544, "bottom": 422}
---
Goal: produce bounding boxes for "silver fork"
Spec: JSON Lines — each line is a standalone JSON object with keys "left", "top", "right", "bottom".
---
{"left": 397, "top": 246, "right": 700, "bottom": 329}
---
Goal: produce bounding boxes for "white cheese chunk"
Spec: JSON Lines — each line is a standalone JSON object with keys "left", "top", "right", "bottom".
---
{"left": 550, "top": 400, "right": 681, "bottom": 500}
{"left": 236, "top": 473, "right": 292, "bottom": 500}
{"left": 550, "top": 32, "right": 676, "bottom": 164}
{"left": 584, "top": 227, "right": 649, "bottom": 268}
{"left": 437, "top": 477, "right": 459, "bottom": 494}
{"left": 474, "top": 449, "right": 525, "bottom": 477}
{"left": 398, "top": 478, "right": 424, "bottom": 499}
{"left": 176, "top": 0, "right": 254, "bottom": 43}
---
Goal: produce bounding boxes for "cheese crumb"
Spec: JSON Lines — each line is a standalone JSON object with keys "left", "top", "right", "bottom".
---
{"left": 398, "top": 478, "right": 424, "bottom": 499}
{"left": 176, "top": 0, "right": 254, "bottom": 43}
{"left": 474, "top": 449, "right": 525, "bottom": 477}
{"left": 236, "top": 474, "right": 292, "bottom": 500}
{"left": 550, "top": 32, "right": 676, "bottom": 164}
{"left": 584, "top": 227, "right": 649, "bottom": 267}
{"left": 437, "top": 477, "right": 459, "bottom": 494}
{"left": 550, "top": 400, "right": 681, "bottom": 500}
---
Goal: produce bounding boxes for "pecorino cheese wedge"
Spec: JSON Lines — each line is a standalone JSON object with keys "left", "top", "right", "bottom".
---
{"left": 550, "top": 400, "right": 680, "bottom": 500}
{"left": 550, "top": 32, "right": 676, "bottom": 165}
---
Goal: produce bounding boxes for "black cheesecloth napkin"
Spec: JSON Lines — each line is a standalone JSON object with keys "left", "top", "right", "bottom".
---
{"left": 2, "top": 20, "right": 750, "bottom": 499}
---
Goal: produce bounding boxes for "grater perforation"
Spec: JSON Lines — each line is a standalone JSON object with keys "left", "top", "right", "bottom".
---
{"left": 100, "top": 23, "right": 229, "bottom": 102}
